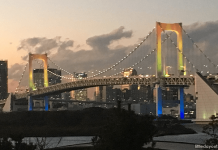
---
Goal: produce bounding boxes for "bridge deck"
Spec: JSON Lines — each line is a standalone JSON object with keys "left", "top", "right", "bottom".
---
{"left": 15, "top": 76, "right": 195, "bottom": 100}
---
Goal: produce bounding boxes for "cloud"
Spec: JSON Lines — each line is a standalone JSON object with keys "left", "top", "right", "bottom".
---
{"left": 86, "top": 26, "right": 132, "bottom": 52}
{"left": 8, "top": 63, "right": 25, "bottom": 81}
{"left": 184, "top": 21, "right": 218, "bottom": 52}
{"left": 9, "top": 22, "right": 218, "bottom": 92}
{"left": 18, "top": 37, "right": 72, "bottom": 60}
{"left": 58, "top": 40, "right": 74, "bottom": 52}
{"left": 50, "top": 26, "right": 134, "bottom": 73}
{"left": 182, "top": 21, "right": 218, "bottom": 71}
{"left": 9, "top": 26, "right": 135, "bottom": 92}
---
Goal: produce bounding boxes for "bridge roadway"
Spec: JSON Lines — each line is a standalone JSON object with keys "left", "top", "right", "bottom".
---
{"left": 17, "top": 99, "right": 139, "bottom": 105}
{"left": 15, "top": 76, "right": 195, "bottom": 100}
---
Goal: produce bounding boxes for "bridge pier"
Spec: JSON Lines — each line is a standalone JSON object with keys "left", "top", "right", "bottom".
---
{"left": 28, "top": 96, "right": 33, "bottom": 111}
{"left": 28, "top": 96, "right": 49, "bottom": 111}
{"left": 156, "top": 85, "right": 162, "bottom": 116}
{"left": 179, "top": 87, "right": 184, "bottom": 119}
{"left": 44, "top": 96, "right": 49, "bottom": 111}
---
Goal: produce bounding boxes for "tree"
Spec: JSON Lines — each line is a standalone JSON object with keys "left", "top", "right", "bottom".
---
{"left": 92, "top": 109, "right": 157, "bottom": 150}
{"left": 0, "top": 136, "right": 36, "bottom": 150}
{"left": 11, "top": 134, "right": 36, "bottom": 150}
{"left": 203, "top": 115, "right": 218, "bottom": 146}
{"left": 0, "top": 138, "right": 13, "bottom": 150}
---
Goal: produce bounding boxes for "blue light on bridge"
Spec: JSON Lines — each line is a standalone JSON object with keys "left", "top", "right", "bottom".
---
{"left": 157, "top": 87, "right": 162, "bottom": 116}
{"left": 180, "top": 87, "right": 184, "bottom": 119}
{"left": 44, "top": 96, "right": 49, "bottom": 111}
{"left": 28, "top": 96, "right": 33, "bottom": 111}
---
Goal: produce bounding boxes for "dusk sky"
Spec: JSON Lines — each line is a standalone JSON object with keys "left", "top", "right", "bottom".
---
{"left": 1, "top": 0, "right": 218, "bottom": 92}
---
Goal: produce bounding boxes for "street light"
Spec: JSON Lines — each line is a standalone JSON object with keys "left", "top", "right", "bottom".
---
{"left": 165, "top": 66, "right": 172, "bottom": 77}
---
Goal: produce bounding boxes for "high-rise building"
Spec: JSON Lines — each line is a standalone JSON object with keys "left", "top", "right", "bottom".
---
{"left": 0, "top": 61, "right": 8, "bottom": 100}
{"left": 33, "top": 68, "right": 61, "bottom": 98}
{"left": 138, "top": 85, "right": 154, "bottom": 102}
{"left": 162, "top": 87, "right": 178, "bottom": 101}
{"left": 105, "top": 86, "right": 123, "bottom": 103}
{"left": 72, "top": 72, "right": 87, "bottom": 101}
{"left": 33, "top": 68, "right": 61, "bottom": 87}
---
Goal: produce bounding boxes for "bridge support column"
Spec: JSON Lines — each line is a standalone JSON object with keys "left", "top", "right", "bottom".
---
{"left": 180, "top": 87, "right": 184, "bottom": 119}
{"left": 28, "top": 96, "right": 33, "bottom": 111}
{"left": 156, "top": 85, "right": 162, "bottom": 116}
{"left": 44, "top": 96, "right": 49, "bottom": 111}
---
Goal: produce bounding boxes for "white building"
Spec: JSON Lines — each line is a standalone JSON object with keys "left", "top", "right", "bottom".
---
{"left": 195, "top": 72, "right": 218, "bottom": 123}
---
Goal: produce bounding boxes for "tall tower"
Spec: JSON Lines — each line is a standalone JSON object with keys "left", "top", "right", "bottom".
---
{"left": 156, "top": 22, "right": 184, "bottom": 77}
{"left": 29, "top": 53, "right": 48, "bottom": 90}
{"left": 0, "top": 60, "right": 8, "bottom": 100}
{"left": 156, "top": 22, "right": 185, "bottom": 119}
{"left": 28, "top": 53, "right": 49, "bottom": 111}
{"left": 72, "top": 72, "right": 87, "bottom": 101}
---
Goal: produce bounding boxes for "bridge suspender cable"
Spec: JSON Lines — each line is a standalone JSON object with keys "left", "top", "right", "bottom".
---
{"left": 113, "top": 49, "right": 156, "bottom": 76}
{"left": 45, "top": 27, "right": 170, "bottom": 79}
{"left": 112, "top": 31, "right": 174, "bottom": 76}
{"left": 90, "top": 27, "right": 156, "bottom": 78}
{"left": 43, "top": 27, "right": 156, "bottom": 79}
{"left": 181, "top": 26, "right": 218, "bottom": 70}
{"left": 47, "top": 57, "right": 74, "bottom": 76}
{"left": 45, "top": 27, "right": 156, "bottom": 79}
{"left": 34, "top": 59, "right": 77, "bottom": 80}
{"left": 46, "top": 27, "right": 173, "bottom": 79}
{"left": 15, "top": 62, "right": 29, "bottom": 93}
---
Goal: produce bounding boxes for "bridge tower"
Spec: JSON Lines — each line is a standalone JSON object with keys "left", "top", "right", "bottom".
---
{"left": 28, "top": 53, "right": 49, "bottom": 111}
{"left": 156, "top": 22, "right": 185, "bottom": 119}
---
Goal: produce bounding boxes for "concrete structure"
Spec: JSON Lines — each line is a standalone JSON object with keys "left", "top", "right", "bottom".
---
{"left": 156, "top": 22, "right": 185, "bottom": 119}
{"left": 2, "top": 93, "right": 12, "bottom": 112}
{"left": 29, "top": 53, "right": 48, "bottom": 91}
{"left": 156, "top": 22, "right": 184, "bottom": 77}
{"left": 15, "top": 76, "right": 194, "bottom": 100}
{"left": 29, "top": 53, "right": 49, "bottom": 111}
{"left": 195, "top": 72, "right": 218, "bottom": 123}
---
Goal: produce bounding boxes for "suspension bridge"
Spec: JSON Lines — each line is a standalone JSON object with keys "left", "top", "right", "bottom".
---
{"left": 2, "top": 22, "right": 218, "bottom": 120}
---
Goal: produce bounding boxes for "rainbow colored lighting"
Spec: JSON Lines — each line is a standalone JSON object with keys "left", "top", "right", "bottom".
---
{"left": 156, "top": 22, "right": 184, "bottom": 77}
{"left": 29, "top": 53, "right": 49, "bottom": 90}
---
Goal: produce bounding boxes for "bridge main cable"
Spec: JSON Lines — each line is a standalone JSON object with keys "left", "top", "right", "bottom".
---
{"left": 45, "top": 28, "right": 173, "bottom": 79}
{"left": 181, "top": 26, "right": 218, "bottom": 70}
{"left": 90, "top": 27, "right": 156, "bottom": 78}
{"left": 15, "top": 62, "right": 29, "bottom": 93}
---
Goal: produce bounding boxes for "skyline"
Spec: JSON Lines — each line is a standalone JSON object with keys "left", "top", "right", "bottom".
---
{"left": 1, "top": 0, "right": 218, "bottom": 92}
